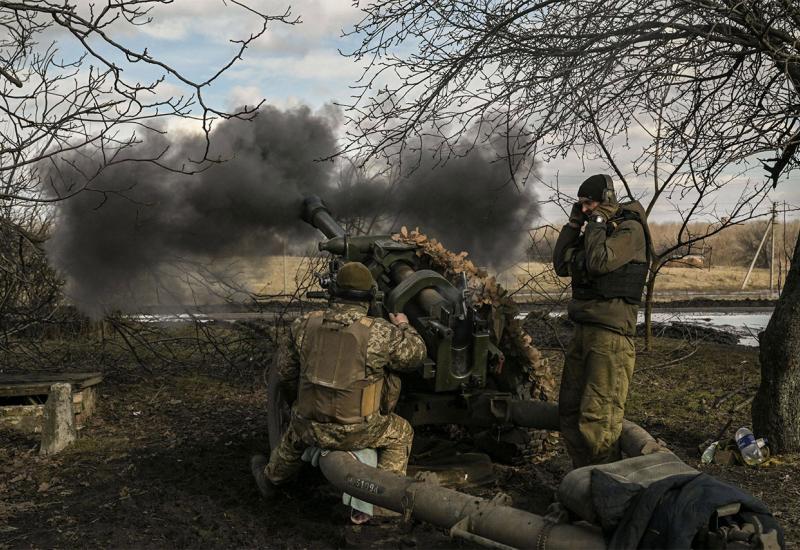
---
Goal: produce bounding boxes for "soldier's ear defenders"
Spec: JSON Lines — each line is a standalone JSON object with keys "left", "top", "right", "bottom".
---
{"left": 601, "top": 174, "right": 617, "bottom": 204}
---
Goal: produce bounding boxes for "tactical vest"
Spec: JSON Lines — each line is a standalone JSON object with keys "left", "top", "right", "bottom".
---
{"left": 296, "top": 312, "right": 384, "bottom": 424}
{"left": 570, "top": 206, "right": 649, "bottom": 305}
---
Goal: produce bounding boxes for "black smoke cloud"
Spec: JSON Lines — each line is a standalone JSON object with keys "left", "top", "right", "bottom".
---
{"left": 330, "top": 143, "right": 537, "bottom": 267}
{"left": 46, "top": 105, "right": 537, "bottom": 314}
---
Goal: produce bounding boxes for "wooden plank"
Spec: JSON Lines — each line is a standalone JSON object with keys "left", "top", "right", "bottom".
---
{"left": 0, "top": 372, "right": 103, "bottom": 397}
{"left": 0, "top": 371, "right": 103, "bottom": 383}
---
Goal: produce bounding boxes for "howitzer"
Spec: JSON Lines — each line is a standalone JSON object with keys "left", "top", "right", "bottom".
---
{"left": 302, "top": 195, "right": 498, "bottom": 393}
{"left": 265, "top": 195, "right": 544, "bottom": 458}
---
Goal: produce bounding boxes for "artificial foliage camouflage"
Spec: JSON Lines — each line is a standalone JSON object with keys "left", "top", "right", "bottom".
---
{"left": 391, "top": 227, "right": 556, "bottom": 401}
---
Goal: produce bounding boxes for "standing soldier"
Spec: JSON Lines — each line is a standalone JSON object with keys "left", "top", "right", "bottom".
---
{"left": 251, "top": 261, "right": 427, "bottom": 521}
{"left": 552, "top": 174, "right": 650, "bottom": 467}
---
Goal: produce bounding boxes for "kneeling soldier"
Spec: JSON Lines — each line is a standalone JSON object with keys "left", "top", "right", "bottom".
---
{"left": 251, "top": 261, "right": 427, "bottom": 519}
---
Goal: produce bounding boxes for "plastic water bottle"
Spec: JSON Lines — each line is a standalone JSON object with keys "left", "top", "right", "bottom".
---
{"left": 701, "top": 441, "right": 719, "bottom": 464}
{"left": 735, "top": 427, "right": 765, "bottom": 466}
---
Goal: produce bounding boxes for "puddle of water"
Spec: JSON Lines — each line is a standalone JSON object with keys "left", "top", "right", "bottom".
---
{"left": 523, "top": 310, "right": 774, "bottom": 347}
{"left": 129, "top": 313, "right": 212, "bottom": 323}
{"left": 138, "top": 309, "right": 774, "bottom": 347}
{"left": 639, "top": 311, "right": 771, "bottom": 347}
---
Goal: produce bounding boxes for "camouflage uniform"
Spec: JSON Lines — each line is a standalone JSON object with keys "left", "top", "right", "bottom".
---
{"left": 553, "top": 200, "right": 649, "bottom": 467}
{"left": 266, "top": 301, "right": 426, "bottom": 483}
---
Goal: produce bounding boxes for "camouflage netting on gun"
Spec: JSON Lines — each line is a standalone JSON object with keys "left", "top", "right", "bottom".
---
{"left": 392, "top": 228, "right": 556, "bottom": 401}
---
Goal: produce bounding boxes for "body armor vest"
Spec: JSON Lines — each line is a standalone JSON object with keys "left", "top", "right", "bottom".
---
{"left": 570, "top": 206, "right": 649, "bottom": 305}
{"left": 296, "top": 312, "right": 384, "bottom": 424}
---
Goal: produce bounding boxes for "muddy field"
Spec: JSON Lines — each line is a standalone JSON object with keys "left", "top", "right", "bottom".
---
{"left": 1, "top": 322, "right": 798, "bottom": 549}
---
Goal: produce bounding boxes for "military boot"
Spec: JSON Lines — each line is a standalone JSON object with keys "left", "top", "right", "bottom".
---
{"left": 250, "top": 454, "right": 278, "bottom": 500}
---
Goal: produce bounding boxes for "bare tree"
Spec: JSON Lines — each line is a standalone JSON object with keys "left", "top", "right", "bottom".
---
{"left": 0, "top": 0, "right": 297, "bottom": 340}
{"left": 342, "top": 1, "right": 800, "bottom": 450}
{"left": 342, "top": 1, "right": 798, "bottom": 184}
{"left": 582, "top": 107, "right": 777, "bottom": 350}
{"left": 0, "top": 208, "right": 61, "bottom": 343}
{"left": 1, "top": 1, "right": 297, "bottom": 200}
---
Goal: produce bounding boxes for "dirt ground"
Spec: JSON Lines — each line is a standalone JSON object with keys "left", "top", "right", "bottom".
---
{"left": 1, "top": 324, "right": 798, "bottom": 548}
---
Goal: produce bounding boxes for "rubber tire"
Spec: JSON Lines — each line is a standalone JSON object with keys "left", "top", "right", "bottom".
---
{"left": 266, "top": 353, "right": 292, "bottom": 451}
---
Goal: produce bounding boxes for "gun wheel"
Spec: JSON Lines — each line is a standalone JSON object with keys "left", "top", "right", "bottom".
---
{"left": 266, "top": 353, "right": 292, "bottom": 450}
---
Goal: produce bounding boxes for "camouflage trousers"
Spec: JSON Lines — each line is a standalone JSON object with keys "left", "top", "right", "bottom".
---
{"left": 265, "top": 411, "right": 414, "bottom": 484}
{"left": 559, "top": 323, "right": 635, "bottom": 468}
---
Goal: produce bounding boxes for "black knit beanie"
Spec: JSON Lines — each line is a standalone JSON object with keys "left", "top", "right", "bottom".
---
{"left": 577, "top": 174, "right": 611, "bottom": 201}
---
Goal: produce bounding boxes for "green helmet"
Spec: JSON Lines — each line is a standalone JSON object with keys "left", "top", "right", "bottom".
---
{"left": 336, "top": 262, "right": 375, "bottom": 292}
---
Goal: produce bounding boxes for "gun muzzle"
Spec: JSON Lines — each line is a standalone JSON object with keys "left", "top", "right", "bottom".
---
{"left": 302, "top": 195, "right": 346, "bottom": 239}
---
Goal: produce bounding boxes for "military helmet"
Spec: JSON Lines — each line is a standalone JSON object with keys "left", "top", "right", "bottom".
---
{"left": 336, "top": 262, "right": 375, "bottom": 292}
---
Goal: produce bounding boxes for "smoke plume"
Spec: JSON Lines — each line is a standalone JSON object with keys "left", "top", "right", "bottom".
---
{"left": 46, "top": 105, "right": 538, "bottom": 314}
{"left": 330, "top": 138, "right": 537, "bottom": 266}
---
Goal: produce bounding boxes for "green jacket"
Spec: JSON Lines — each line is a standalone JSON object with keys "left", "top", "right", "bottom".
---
{"left": 553, "top": 201, "right": 649, "bottom": 335}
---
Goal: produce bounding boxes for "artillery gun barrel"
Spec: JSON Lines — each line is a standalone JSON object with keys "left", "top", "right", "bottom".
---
{"left": 319, "top": 451, "right": 606, "bottom": 549}
{"left": 302, "top": 195, "right": 346, "bottom": 239}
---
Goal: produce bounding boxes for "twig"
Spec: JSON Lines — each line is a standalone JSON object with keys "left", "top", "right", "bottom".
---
{"left": 713, "top": 388, "right": 748, "bottom": 409}
{"left": 635, "top": 344, "right": 699, "bottom": 373}
{"left": 733, "top": 395, "right": 755, "bottom": 412}
{"left": 0, "top": 66, "right": 23, "bottom": 87}
{"left": 107, "top": 318, "right": 153, "bottom": 374}
{"left": 148, "top": 384, "right": 166, "bottom": 404}
{"left": 542, "top": 316, "right": 566, "bottom": 353}
{"left": 715, "top": 418, "right": 734, "bottom": 442}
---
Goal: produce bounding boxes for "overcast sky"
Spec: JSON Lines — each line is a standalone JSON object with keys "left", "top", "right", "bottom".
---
{"left": 62, "top": 0, "right": 799, "bottom": 226}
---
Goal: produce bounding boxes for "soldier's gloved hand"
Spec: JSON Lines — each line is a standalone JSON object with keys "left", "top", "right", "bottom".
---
{"left": 568, "top": 202, "right": 586, "bottom": 227}
{"left": 389, "top": 312, "right": 410, "bottom": 327}
{"left": 591, "top": 201, "right": 619, "bottom": 222}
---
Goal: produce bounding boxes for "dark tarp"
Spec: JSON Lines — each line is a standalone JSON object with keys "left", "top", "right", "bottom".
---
{"left": 589, "top": 470, "right": 785, "bottom": 549}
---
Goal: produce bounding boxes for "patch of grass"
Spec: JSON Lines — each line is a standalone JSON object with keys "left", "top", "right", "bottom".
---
{"left": 627, "top": 338, "right": 760, "bottom": 446}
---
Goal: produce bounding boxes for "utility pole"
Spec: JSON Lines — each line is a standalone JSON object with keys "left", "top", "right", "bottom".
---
{"left": 741, "top": 205, "right": 777, "bottom": 290}
{"left": 282, "top": 238, "right": 288, "bottom": 295}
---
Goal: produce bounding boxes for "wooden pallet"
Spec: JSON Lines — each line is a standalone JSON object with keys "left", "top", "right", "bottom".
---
{"left": 0, "top": 372, "right": 103, "bottom": 397}
{"left": 0, "top": 372, "right": 103, "bottom": 433}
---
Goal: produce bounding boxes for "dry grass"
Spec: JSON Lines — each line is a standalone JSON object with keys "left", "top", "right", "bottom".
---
{"left": 652, "top": 265, "right": 775, "bottom": 292}
{"left": 236, "top": 256, "right": 780, "bottom": 300}
{"left": 237, "top": 256, "right": 311, "bottom": 295}
{"left": 497, "top": 262, "right": 777, "bottom": 294}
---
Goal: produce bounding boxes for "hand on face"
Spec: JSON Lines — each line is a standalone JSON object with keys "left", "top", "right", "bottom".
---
{"left": 569, "top": 202, "right": 587, "bottom": 226}
{"left": 578, "top": 197, "right": 618, "bottom": 222}
{"left": 591, "top": 201, "right": 619, "bottom": 221}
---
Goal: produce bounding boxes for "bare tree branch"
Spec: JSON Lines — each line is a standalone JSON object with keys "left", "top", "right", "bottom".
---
{"left": 341, "top": 0, "right": 800, "bottom": 184}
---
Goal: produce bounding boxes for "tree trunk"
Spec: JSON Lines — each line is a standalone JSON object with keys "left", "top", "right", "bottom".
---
{"left": 643, "top": 258, "right": 661, "bottom": 352}
{"left": 752, "top": 231, "right": 800, "bottom": 452}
